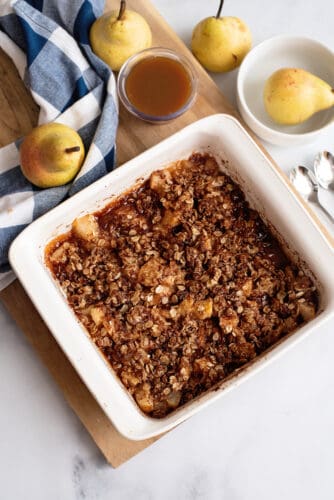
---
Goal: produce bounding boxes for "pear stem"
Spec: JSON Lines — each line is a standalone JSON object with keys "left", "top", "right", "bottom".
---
{"left": 216, "top": 0, "right": 224, "bottom": 18}
{"left": 65, "top": 146, "right": 81, "bottom": 154}
{"left": 117, "top": 0, "right": 126, "bottom": 20}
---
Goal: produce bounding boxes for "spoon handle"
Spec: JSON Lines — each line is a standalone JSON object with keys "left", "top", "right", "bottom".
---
{"left": 314, "top": 198, "right": 334, "bottom": 224}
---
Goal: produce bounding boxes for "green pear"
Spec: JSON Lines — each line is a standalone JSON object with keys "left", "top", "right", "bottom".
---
{"left": 264, "top": 68, "right": 334, "bottom": 125}
{"left": 20, "top": 123, "right": 85, "bottom": 188}
{"left": 191, "top": 0, "right": 251, "bottom": 73}
{"left": 90, "top": 0, "right": 152, "bottom": 72}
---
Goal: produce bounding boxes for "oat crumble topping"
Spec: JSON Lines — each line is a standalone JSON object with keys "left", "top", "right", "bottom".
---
{"left": 46, "top": 154, "right": 318, "bottom": 418}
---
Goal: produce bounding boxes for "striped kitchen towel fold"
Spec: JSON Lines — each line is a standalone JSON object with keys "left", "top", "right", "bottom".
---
{"left": 0, "top": 0, "right": 118, "bottom": 290}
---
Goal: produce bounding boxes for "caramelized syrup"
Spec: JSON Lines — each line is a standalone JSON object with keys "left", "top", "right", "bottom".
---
{"left": 125, "top": 56, "right": 192, "bottom": 117}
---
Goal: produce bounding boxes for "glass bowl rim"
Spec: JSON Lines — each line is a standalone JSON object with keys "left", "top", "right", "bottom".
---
{"left": 117, "top": 46, "right": 198, "bottom": 122}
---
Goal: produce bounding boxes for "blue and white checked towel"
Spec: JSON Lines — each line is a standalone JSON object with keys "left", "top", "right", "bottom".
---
{"left": 0, "top": 0, "right": 118, "bottom": 290}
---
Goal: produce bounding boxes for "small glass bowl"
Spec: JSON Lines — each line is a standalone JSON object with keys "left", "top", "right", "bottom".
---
{"left": 117, "top": 47, "right": 198, "bottom": 123}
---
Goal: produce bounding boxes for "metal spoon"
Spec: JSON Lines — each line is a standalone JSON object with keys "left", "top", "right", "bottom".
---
{"left": 314, "top": 150, "right": 334, "bottom": 190}
{"left": 290, "top": 165, "right": 334, "bottom": 222}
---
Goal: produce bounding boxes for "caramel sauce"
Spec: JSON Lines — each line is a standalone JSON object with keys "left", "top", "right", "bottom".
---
{"left": 125, "top": 56, "right": 193, "bottom": 116}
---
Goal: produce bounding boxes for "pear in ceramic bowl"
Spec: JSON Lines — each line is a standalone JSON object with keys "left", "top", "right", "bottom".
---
{"left": 264, "top": 68, "right": 334, "bottom": 125}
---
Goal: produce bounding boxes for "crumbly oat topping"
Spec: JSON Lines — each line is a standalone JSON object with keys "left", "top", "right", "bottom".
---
{"left": 46, "top": 154, "right": 318, "bottom": 418}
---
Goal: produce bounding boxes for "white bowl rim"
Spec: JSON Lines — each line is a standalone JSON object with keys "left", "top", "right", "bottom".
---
{"left": 237, "top": 34, "right": 334, "bottom": 140}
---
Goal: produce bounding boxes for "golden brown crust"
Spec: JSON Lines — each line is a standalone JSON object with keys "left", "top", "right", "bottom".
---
{"left": 46, "top": 154, "right": 318, "bottom": 418}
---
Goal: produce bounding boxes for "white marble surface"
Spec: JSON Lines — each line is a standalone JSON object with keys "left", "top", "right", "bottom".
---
{"left": 1, "top": 1, "right": 334, "bottom": 498}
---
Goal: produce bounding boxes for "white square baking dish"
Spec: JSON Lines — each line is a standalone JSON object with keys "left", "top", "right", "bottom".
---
{"left": 9, "top": 114, "right": 334, "bottom": 440}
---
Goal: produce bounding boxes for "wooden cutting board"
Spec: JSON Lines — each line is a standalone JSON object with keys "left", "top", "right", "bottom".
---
{"left": 1, "top": 0, "right": 333, "bottom": 468}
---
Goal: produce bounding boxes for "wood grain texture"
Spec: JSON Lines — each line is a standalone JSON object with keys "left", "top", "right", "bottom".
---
{"left": 0, "top": 0, "right": 333, "bottom": 467}
{"left": 116, "top": 1, "right": 237, "bottom": 166}
{"left": 0, "top": 47, "right": 39, "bottom": 146}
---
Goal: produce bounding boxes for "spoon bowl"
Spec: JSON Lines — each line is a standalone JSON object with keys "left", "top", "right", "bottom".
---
{"left": 290, "top": 165, "right": 334, "bottom": 222}
{"left": 314, "top": 151, "right": 334, "bottom": 189}
{"left": 290, "top": 165, "right": 318, "bottom": 202}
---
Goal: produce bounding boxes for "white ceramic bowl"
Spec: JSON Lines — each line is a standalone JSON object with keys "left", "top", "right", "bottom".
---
{"left": 237, "top": 35, "right": 334, "bottom": 146}
{"left": 9, "top": 114, "right": 334, "bottom": 440}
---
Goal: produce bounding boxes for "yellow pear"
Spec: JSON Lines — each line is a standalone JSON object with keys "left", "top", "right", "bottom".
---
{"left": 191, "top": 0, "right": 251, "bottom": 73}
{"left": 264, "top": 68, "right": 334, "bottom": 125}
{"left": 90, "top": 0, "right": 152, "bottom": 72}
{"left": 20, "top": 123, "right": 85, "bottom": 188}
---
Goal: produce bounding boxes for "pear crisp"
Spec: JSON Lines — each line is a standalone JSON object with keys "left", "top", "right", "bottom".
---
{"left": 46, "top": 153, "right": 318, "bottom": 418}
